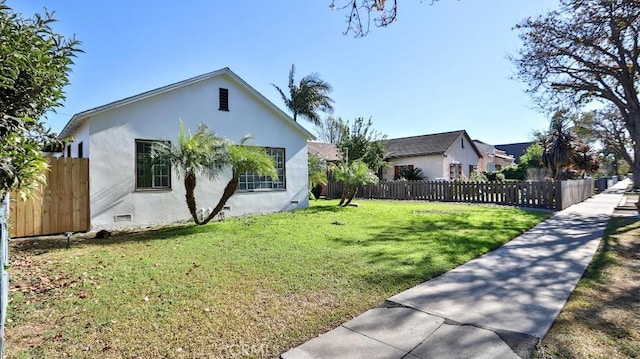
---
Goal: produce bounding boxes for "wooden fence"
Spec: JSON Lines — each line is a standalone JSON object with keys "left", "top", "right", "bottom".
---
{"left": 327, "top": 179, "right": 595, "bottom": 210}
{"left": 9, "top": 157, "right": 90, "bottom": 237}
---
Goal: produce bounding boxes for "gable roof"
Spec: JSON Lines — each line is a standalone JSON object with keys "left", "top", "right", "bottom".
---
{"left": 59, "top": 67, "right": 315, "bottom": 140}
{"left": 385, "top": 130, "right": 481, "bottom": 159}
{"left": 494, "top": 142, "right": 534, "bottom": 164}
{"left": 307, "top": 142, "right": 341, "bottom": 162}
{"left": 473, "top": 140, "right": 495, "bottom": 155}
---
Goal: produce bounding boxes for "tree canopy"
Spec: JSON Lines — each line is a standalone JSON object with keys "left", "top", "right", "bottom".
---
{"left": 513, "top": 0, "right": 640, "bottom": 186}
{"left": 574, "top": 107, "right": 634, "bottom": 170}
{"left": 337, "top": 117, "right": 387, "bottom": 172}
{"left": 314, "top": 116, "right": 347, "bottom": 144}
{"left": 0, "top": 2, "right": 81, "bottom": 197}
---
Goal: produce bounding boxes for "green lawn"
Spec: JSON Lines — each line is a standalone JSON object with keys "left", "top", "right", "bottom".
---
{"left": 6, "top": 200, "right": 549, "bottom": 358}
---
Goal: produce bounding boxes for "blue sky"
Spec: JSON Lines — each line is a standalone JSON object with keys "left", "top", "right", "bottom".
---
{"left": 11, "top": 0, "right": 559, "bottom": 144}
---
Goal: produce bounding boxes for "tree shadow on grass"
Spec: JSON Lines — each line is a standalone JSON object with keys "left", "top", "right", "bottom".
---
{"left": 326, "top": 209, "right": 551, "bottom": 287}
{"left": 536, "top": 216, "right": 640, "bottom": 358}
{"left": 9, "top": 222, "right": 217, "bottom": 254}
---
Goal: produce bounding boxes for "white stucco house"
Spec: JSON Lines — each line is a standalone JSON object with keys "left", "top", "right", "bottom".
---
{"left": 382, "top": 130, "right": 481, "bottom": 181}
{"left": 59, "top": 67, "right": 314, "bottom": 230}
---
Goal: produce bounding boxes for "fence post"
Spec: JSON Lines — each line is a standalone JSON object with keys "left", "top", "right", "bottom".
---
{"left": 554, "top": 180, "right": 563, "bottom": 210}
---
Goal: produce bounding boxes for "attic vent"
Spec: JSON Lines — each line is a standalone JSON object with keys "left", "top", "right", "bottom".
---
{"left": 114, "top": 214, "right": 132, "bottom": 222}
{"left": 219, "top": 88, "right": 229, "bottom": 111}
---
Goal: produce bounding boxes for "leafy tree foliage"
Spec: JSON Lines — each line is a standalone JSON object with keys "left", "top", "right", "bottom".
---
{"left": 500, "top": 165, "right": 526, "bottom": 181}
{"left": 0, "top": 2, "right": 81, "bottom": 197}
{"left": 314, "top": 116, "right": 347, "bottom": 144}
{"left": 272, "top": 64, "right": 334, "bottom": 125}
{"left": 513, "top": 0, "right": 640, "bottom": 187}
{"left": 574, "top": 107, "right": 634, "bottom": 172}
{"left": 152, "top": 122, "right": 277, "bottom": 225}
{"left": 337, "top": 117, "right": 387, "bottom": 172}
{"left": 519, "top": 143, "right": 544, "bottom": 170}
{"left": 331, "top": 160, "right": 378, "bottom": 206}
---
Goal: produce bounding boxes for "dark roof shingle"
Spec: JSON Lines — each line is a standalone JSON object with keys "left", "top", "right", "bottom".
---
{"left": 494, "top": 142, "right": 534, "bottom": 164}
{"left": 385, "top": 130, "right": 478, "bottom": 159}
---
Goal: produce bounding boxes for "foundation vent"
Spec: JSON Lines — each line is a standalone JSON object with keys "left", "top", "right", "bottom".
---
{"left": 114, "top": 214, "right": 133, "bottom": 222}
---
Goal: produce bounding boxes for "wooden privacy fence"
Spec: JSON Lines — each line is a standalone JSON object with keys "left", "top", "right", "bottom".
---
{"left": 327, "top": 179, "right": 595, "bottom": 210}
{"left": 9, "top": 157, "right": 89, "bottom": 238}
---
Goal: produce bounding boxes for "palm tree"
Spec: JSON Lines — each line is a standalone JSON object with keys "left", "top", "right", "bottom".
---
{"left": 540, "top": 111, "right": 577, "bottom": 179}
{"left": 331, "top": 160, "right": 379, "bottom": 207}
{"left": 272, "top": 64, "right": 334, "bottom": 125}
{"left": 200, "top": 138, "right": 278, "bottom": 224}
{"left": 152, "top": 121, "right": 277, "bottom": 225}
{"left": 573, "top": 143, "right": 599, "bottom": 177}
{"left": 308, "top": 153, "right": 328, "bottom": 200}
{"left": 151, "top": 121, "right": 230, "bottom": 224}
{"left": 394, "top": 167, "right": 425, "bottom": 181}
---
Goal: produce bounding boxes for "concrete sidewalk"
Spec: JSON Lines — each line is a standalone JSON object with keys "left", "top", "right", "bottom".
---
{"left": 281, "top": 180, "right": 631, "bottom": 359}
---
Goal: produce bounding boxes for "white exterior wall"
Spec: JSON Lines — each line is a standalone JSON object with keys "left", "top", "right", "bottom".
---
{"left": 65, "top": 122, "right": 90, "bottom": 158}
{"left": 381, "top": 155, "right": 444, "bottom": 181}
{"left": 443, "top": 133, "right": 480, "bottom": 178}
{"left": 81, "top": 73, "right": 309, "bottom": 229}
{"left": 383, "top": 133, "right": 480, "bottom": 181}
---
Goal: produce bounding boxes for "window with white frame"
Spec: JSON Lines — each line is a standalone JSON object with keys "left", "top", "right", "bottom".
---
{"left": 238, "top": 147, "right": 285, "bottom": 191}
{"left": 135, "top": 139, "right": 171, "bottom": 190}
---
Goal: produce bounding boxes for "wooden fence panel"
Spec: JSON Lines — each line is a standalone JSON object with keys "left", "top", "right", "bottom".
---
{"left": 9, "top": 157, "right": 89, "bottom": 238}
{"left": 326, "top": 179, "right": 595, "bottom": 210}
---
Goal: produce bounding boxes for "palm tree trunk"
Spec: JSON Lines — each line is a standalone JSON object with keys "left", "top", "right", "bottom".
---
{"left": 343, "top": 186, "right": 358, "bottom": 207}
{"left": 184, "top": 171, "right": 202, "bottom": 225}
{"left": 201, "top": 175, "right": 239, "bottom": 225}
{"left": 338, "top": 187, "right": 349, "bottom": 206}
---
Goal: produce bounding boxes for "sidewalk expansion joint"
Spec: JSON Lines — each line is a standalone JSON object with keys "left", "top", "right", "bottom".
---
{"left": 384, "top": 300, "right": 538, "bottom": 359}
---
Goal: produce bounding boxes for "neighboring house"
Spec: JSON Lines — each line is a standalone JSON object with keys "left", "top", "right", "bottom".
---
{"left": 474, "top": 140, "right": 515, "bottom": 172}
{"left": 495, "top": 142, "right": 534, "bottom": 164}
{"left": 307, "top": 142, "right": 341, "bottom": 164}
{"left": 382, "top": 130, "right": 482, "bottom": 181}
{"left": 307, "top": 142, "right": 340, "bottom": 197}
{"left": 59, "top": 67, "right": 315, "bottom": 230}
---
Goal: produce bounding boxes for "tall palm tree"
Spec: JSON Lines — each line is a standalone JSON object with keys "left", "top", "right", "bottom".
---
{"left": 152, "top": 121, "right": 277, "bottom": 225}
{"left": 151, "top": 121, "right": 230, "bottom": 224}
{"left": 331, "top": 160, "right": 378, "bottom": 207}
{"left": 272, "top": 64, "right": 334, "bottom": 125}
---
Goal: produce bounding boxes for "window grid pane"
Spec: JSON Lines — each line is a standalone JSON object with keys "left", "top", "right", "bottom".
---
{"left": 238, "top": 147, "right": 285, "bottom": 191}
{"left": 136, "top": 140, "right": 171, "bottom": 190}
